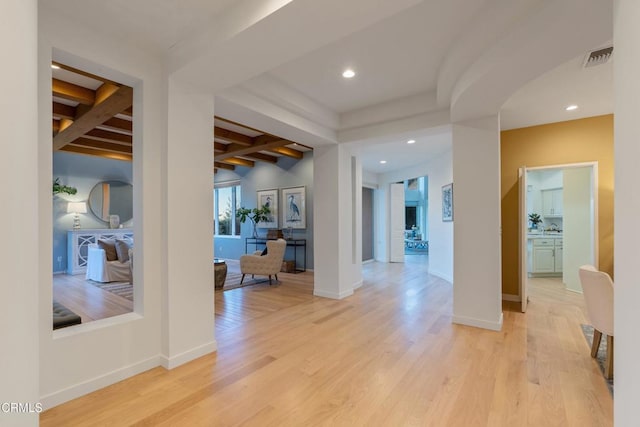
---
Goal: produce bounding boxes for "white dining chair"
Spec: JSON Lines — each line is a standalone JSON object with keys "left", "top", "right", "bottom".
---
{"left": 578, "top": 265, "right": 614, "bottom": 379}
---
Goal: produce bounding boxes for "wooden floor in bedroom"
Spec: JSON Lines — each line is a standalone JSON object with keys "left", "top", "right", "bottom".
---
{"left": 52, "top": 273, "right": 132, "bottom": 323}
{"left": 41, "top": 256, "right": 612, "bottom": 426}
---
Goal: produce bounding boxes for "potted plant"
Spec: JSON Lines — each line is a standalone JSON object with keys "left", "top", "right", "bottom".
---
{"left": 52, "top": 178, "right": 77, "bottom": 196}
{"left": 237, "top": 205, "right": 271, "bottom": 238}
{"left": 528, "top": 213, "right": 542, "bottom": 230}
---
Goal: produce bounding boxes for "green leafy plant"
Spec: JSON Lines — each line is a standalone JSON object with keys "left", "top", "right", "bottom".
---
{"left": 528, "top": 213, "right": 542, "bottom": 228}
{"left": 237, "top": 205, "right": 271, "bottom": 238}
{"left": 237, "top": 205, "right": 271, "bottom": 226}
{"left": 53, "top": 178, "right": 77, "bottom": 195}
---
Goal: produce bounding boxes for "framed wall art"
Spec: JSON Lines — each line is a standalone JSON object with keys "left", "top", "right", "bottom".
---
{"left": 257, "top": 189, "right": 278, "bottom": 228}
{"left": 282, "top": 186, "right": 306, "bottom": 229}
{"left": 442, "top": 183, "right": 453, "bottom": 222}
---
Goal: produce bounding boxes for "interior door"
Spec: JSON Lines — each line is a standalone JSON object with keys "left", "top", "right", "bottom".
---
{"left": 562, "top": 166, "right": 595, "bottom": 292}
{"left": 389, "top": 183, "right": 405, "bottom": 263}
{"left": 519, "top": 167, "right": 528, "bottom": 312}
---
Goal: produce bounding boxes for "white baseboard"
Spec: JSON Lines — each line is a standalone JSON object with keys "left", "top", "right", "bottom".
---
{"left": 352, "top": 279, "right": 363, "bottom": 290}
{"left": 430, "top": 270, "right": 453, "bottom": 284}
{"left": 160, "top": 340, "right": 217, "bottom": 370}
{"left": 453, "top": 313, "right": 503, "bottom": 331}
{"left": 502, "top": 293, "right": 521, "bottom": 302}
{"left": 40, "top": 355, "right": 161, "bottom": 410}
{"left": 313, "top": 288, "right": 354, "bottom": 300}
{"left": 362, "top": 259, "right": 375, "bottom": 265}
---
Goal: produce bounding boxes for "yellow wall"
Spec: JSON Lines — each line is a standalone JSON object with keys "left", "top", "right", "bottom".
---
{"left": 501, "top": 115, "right": 613, "bottom": 296}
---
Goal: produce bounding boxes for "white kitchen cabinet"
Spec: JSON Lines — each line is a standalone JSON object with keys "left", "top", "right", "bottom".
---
{"left": 531, "top": 238, "right": 562, "bottom": 275}
{"left": 542, "top": 188, "right": 563, "bottom": 217}
{"left": 554, "top": 239, "right": 563, "bottom": 272}
{"left": 533, "top": 240, "right": 555, "bottom": 273}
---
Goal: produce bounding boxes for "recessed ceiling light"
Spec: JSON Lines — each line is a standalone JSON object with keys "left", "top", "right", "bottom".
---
{"left": 342, "top": 69, "right": 355, "bottom": 79}
{"left": 407, "top": 139, "right": 416, "bottom": 144}
{"left": 379, "top": 160, "right": 387, "bottom": 164}
{"left": 51, "top": 64, "right": 60, "bottom": 70}
{"left": 565, "top": 105, "right": 578, "bottom": 111}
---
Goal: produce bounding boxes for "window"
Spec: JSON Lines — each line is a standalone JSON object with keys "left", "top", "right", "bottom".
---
{"left": 214, "top": 181, "right": 241, "bottom": 236}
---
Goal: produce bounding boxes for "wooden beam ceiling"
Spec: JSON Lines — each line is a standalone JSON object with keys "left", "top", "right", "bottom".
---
{"left": 50, "top": 66, "right": 310, "bottom": 166}
{"left": 222, "top": 157, "right": 255, "bottom": 168}
{"left": 53, "top": 85, "right": 133, "bottom": 150}
{"left": 52, "top": 78, "right": 96, "bottom": 105}
{"left": 52, "top": 64, "right": 134, "bottom": 162}
{"left": 212, "top": 116, "right": 309, "bottom": 167}
{"left": 268, "top": 146, "right": 304, "bottom": 159}
{"left": 214, "top": 138, "right": 292, "bottom": 161}
{"left": 53, "top": 102, "right": 76, "bottom": 120}
{"left": 60, "top": 145, "right": 132, "bottom": 161}
{"left": 214, "top": 161, "right": 235, "bottom": 171}
{"left": 244, "top": 152, "right": 278, "bottom": 163}
{"left": 214, "top": 127, "right": 252, "bottom": 146}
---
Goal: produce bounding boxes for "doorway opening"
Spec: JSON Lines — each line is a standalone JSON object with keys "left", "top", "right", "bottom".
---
{"left": 519, "top": 162, "right": 598, "bottom": 312}
{"left": 404, "top": 176, "right": 428, "bottom": 256}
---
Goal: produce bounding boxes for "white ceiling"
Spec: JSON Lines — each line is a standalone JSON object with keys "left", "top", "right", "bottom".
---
{"left": 500, "top": 51, "right": 613, "bottom": 130}
{"left": 268, "top": 0, "right": 486, "bottom": 113}
{"left": 46, "top": 0, "right": 236, "bottom": 52}
{"left": 353, "top": 51, "right": 613, "bottom": 173}
{"left": 347, "top": 126, "right": 452, "bottom": 174}
{"left": 44, "top": 1, "right": 614, "bottom": 174}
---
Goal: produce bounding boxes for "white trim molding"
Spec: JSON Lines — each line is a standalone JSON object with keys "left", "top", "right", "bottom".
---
{"left": 160, "top": 341, "right": 217, "bottom": 370}
{"left": 502, "top": 293, "right": 521, "bottom": 302}
{"left": 313, "top": 288, "right": 355, "bottom": 300}
{"left": 40, "top": 355, "right": 161, "bottom": 410}
{"left": 453, "top": 313, "right": 503, "bottom": 332}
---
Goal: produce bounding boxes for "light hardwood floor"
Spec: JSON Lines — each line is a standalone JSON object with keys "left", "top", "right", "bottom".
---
{"left": 41, "top": 257, "right": 612, "bottom": 426}
{"left": 53, "top": 274, "right": 132, "bottom": 323}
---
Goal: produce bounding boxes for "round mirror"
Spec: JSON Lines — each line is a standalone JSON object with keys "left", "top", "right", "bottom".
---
{"left": 88, "top": 181, "right": 133, "bottom": 224}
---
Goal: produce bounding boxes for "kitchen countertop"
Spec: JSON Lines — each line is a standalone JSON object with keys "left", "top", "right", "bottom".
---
{"left": 528, "top": 233, "right": 563, "bottom": 239}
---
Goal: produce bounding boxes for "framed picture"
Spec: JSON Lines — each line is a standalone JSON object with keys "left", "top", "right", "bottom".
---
{"left": 257, "top": 189, "right": 278, "bottom": 228}
{"left": 282, "top": 186, "right": 306, "bottom": 229}
{"left": 442, "top": 183, "right": 453, "bottom": 222}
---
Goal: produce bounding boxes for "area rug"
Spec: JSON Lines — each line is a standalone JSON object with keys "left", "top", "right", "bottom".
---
{"left": 581, "top": 324, "right": 613, "bottom": 395}
{"left": 89, "top": 281, "right": 133, "bottom": 301}
{"left": 218, "top": 272, "right": 275, "bottom": 291}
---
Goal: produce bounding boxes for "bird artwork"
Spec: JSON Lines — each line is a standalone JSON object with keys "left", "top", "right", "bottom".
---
{"left": 288, "top": 194, "right": 300, "bottom": 222}
{"left": 263, "top": 196, "right": 274, "bottom": 222}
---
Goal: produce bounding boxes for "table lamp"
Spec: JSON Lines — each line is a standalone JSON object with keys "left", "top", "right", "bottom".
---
{"left": 67, "top": 202, "right": 87, "bottom": 230}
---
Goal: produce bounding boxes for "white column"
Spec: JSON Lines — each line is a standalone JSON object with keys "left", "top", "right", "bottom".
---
{"left": 452, "top": 115, "right": 503, "bottom": 331}
{"left": 162, "top": 77, "right": 216, "bottom": 368}
{"left": 0, "top": 1, "right": 39, "bottom": 425}
{"left": 613, "top": 1, "right": 640, "bottom": 423}
{"left": 313, "top": 145, "right": 362, "bottom": 298}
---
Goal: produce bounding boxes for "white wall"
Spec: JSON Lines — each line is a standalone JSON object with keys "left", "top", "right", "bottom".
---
{"left": 38, "top": 6, "right": 167, "bottom": 408}
{"left": 452, "top": 116, "right": 502, "bottom": 331}
{"left": 613, "top": 1, "right": 640, "bottom": 423}
{"left": 313, "top": 144, "right": 362, "bottom": 298}
{"left": 375, "top": 148, "right": 453, "bottom": 282}
{"left": 562, "top": 166, "right": 594, "bottom": 292}
{"left": 163, "top": 78, "right": 216, "bottom": 368}
{"left": 426, "top": 153, "right": 454, "bottom": 282}
{"left": 1, "top": 1, "right": 39, "bottom": 425}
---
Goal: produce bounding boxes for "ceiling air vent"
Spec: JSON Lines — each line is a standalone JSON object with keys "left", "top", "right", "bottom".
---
{"left": 583, "top": 46, "right": 613, "bottom": 68}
